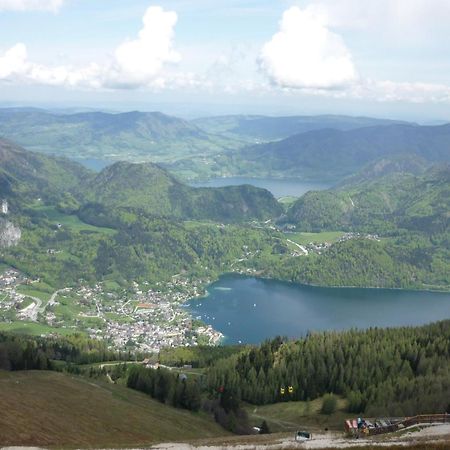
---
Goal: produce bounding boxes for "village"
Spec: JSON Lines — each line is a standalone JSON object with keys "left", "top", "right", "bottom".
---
{"left": 0, "top": 268, "right": 223, "bottom": 351}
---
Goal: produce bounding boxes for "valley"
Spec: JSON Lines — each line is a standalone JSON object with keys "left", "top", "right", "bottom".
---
{"left": 2, "top": 2, "right": 450, "bottom": 448}
{"left": 0, "top": 109, "right": 449, "bottom": 449}
{"left": 1, "top": 130, "right": 449, "bottom": 348}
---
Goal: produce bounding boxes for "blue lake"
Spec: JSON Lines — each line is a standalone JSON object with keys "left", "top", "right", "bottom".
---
{"left": 190, "top": 177, "right": 331, "bottom": 198}
{"left": 187, "top": 275, "right": 450, "bottom": 344}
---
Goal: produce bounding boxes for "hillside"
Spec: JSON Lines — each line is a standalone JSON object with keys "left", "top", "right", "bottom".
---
{"left": 286, "top": 164, "right": 450, "bottom": 233}
{"left": 0, "top": 140, "right": 285, "bottom": 289}
{"left": 0, "top": 370, "right": 227, "bottom": 447}
{"left": 219, "top": 124, "right": 450, "bottom": 180}
{"left": 207, "top": 321, "right": 450, "bottom": 416}
{"left": 0, "top": 108, "right": 243, "bottom": 167}
{"left": 193, "top": 114, "right": 410, "bottom": 142}
{"left": 274, "top": 162, "right": 450, "bottom": 290}
{"left": 79, "top": 161, "right": 283, "bottom": 222}
{"left": 0, "top": 138, "right": 91, "bottom": 203}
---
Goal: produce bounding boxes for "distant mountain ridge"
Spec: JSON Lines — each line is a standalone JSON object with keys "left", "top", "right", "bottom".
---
{"left": 193, "top": 114, "right": 412, "bottom": 141}
{"left": 0, "top": 108, "right": 426, "bottom": 182}
{"left": 220, "top": 123, "right": 450, "bottom": 180}
{"left": 0, "top": 108, "right": 243, "bottom": 167}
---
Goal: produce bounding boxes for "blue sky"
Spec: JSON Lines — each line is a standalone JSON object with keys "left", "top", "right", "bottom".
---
{"left": 1, "top": 0, "right": 450, "bottom": 120}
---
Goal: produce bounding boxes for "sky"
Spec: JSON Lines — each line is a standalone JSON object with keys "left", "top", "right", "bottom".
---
{"left": 0, "top": 0, "right": 450, "bottom": 120}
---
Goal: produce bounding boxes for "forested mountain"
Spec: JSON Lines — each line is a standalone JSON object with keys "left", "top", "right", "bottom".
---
{"left": 193, "top": 114, "right": 410, "bottom": 142}
{"left": 79, "top": 161, "right": 283, "bottom": 222}
{"left": 0, "top": 140, "right": 284, "bottom": 286}
{"left": 0, "top": 140, "right": 281, "bottom": 223}
{"left": 219, "top": 123, "right": 450, "bottom": 180}
{"left": 269, "top": 162, "right": 450, "bottom": 290}
{"left": 0, "top": 138, "right": 90, "bottom": 203}
{"left": 0, "top": 108, "right": 242, "bottom": 166}
{"left": 286, "top": 163, "right": 450, "bottom": 233}
{"left": 0, "top": 108, "right": 423, "bottom": 181}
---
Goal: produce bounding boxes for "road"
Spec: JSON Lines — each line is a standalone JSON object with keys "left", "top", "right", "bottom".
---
{"left": 38, "top": 288, "right": 66, "bottom": 314}
{"left": 286, "top": 239, "right": 309, "bottom": 255}
{"left": 19, "top": 288, "right": 66, "bottom": 321}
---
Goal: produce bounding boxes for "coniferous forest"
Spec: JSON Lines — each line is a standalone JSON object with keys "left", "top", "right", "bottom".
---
{"left": 2, "top": 320, "right": 450, "bottom": 425}
{"left": 205, "top": 321, "right": 450, "bottom": 417}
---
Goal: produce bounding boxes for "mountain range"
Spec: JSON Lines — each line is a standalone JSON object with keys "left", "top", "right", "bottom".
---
{"left": 193, "top": 114, "right": 410, "bottom": 142}
{"left": 219, "top": 123, "right": 450, "bottom": 180}
{"left": 0, "top": 108, "right": 242, "bottom": 168}
{"left": 0, "top": 138, "right": 281, "bottom": 223}
{"left": 2, "top": 108, "right": 443, "bottom": 182}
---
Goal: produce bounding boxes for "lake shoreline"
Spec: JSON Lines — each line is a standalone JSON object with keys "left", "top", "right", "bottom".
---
{"left": 186, "top": 273, "right": 450, "bottom": 345}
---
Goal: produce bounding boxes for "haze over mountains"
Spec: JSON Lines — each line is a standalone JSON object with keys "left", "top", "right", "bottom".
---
{"left": 218, "top": 123, "right": 450, "bottom": 180}
{"left": 0, "top": 108, "right": 240, "bottom": 168}
{"left": 192, "top": 114, "right": 411, "bottom": 141}
{"left": 3, "top": 107, "right": 449, "bottom": 182}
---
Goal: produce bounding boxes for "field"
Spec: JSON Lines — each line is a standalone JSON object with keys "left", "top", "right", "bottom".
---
{"left": 278, "top": 196, "right": 299, "bottom": 206}
{"left": 0, "top": 370, "right": 228, "bottom": 448}
{"left": 0, "top": 321, "right": 82, "bottom": 336}
{"left": 16, "top": 284, "right": 53, "bottom": 301}
{"left": 285, "top": 231, "right": 345, "bottom": 245}
{"left": 244, "top": 396, "right": 349, "bottom": 433}
{"left": 30, "top": 204, "right": 116, "bottom": 235}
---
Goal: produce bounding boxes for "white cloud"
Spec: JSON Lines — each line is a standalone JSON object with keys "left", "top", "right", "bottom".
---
{"left": 259, "top": 6, "right": 357, "bottom": 90}
{"left": 0, "top": 0, "right": 64, "bottom": 12}
{"left": 257, "top": 5, "right": 450, "bottom": 104}
{"left": 0, "top": 6, "right": 185, "bottom": 90}
{"left": 109, "top": 6, "right": 181, "bottom": 88}
{"left": 0, "top": 43, "right": 27, "bottom": 78}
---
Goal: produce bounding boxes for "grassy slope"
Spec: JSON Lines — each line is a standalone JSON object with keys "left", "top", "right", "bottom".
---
{"left": 0, "top": 370, "right": 228, "bottom": 448}
{"left": 285, "top": 231, "right": 345, "bottom": 245}
{"left": 0, "top": 321, "right": 81, "bottom": 336}
{"left": 245, "top": 396, "right": 349, "bottom": 433}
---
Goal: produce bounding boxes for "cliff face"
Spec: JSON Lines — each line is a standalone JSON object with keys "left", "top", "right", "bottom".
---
{"left": 0, "top": 218, "right": 21, "bottom": 248}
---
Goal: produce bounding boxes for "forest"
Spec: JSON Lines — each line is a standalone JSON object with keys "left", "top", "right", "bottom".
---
{"left": 205, "top": 321, "right": 450, "bottom": 417}
{"left": 1, "top": 320, "right": 450, "bottom": 429}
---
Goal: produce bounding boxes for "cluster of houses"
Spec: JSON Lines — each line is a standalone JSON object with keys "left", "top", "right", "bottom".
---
{"left": 0, "top": 266, "right": 223, "bottom": 351}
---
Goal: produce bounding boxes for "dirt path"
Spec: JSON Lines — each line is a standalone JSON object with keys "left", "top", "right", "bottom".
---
{"left": 149, "top": 423, "right": 450, "bottom": 450}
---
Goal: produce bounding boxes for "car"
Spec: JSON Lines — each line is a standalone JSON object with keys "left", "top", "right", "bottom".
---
{"left": 295, "top": 430, "right": 312, "bottom": 442}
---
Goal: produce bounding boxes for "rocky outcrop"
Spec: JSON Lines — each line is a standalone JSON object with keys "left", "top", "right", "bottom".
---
{"left": 0, "top": 218, "right": 21, "bottom": 248}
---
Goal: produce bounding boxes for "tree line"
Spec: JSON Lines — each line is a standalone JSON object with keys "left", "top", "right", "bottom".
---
{"left": 205, "top": 321, "right": 450, "bottom": 417}
{"left": 0, "top": 332, "right": 134, "bottom": 370}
